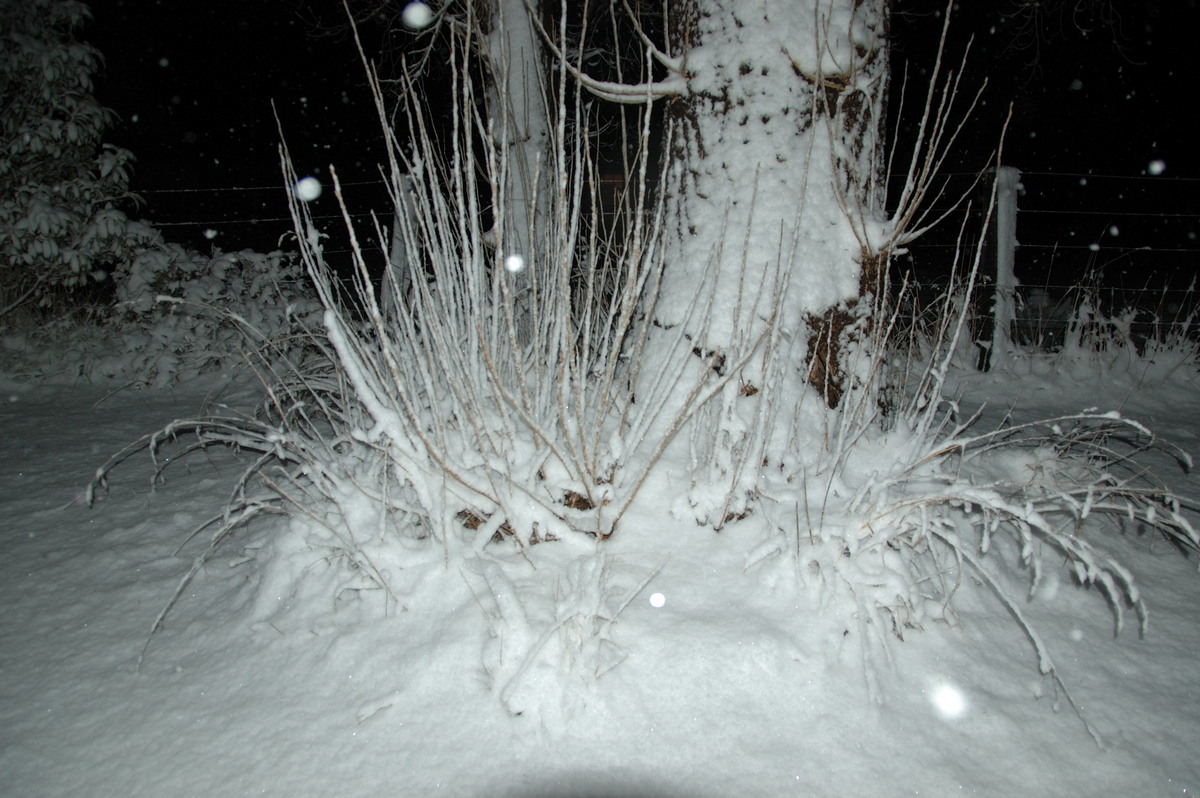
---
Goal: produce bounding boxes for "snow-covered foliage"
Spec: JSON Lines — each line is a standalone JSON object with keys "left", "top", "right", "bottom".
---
{"left": 1, "top": 236, "right": 320, "bottom": 386}
{"left": 0, "top": 0, "right": 320, "bottom": 386}
{"left": 0, "top": 0, "right": 151, "bottom": 316}
{"left": 1, "top": 241, "right": 319, "bottom": 386}
{"left": 108, "top": 245, "right": 319, "bottom": 385}
{"left": 91, "top": 242, "right": 1198, "bottom": 736}
{"left": 916, "top": 273, "right": 1200, "bottom": 385}
{"left": 1014, "top": 287, "right": 1199, "bottom": 385}
{"left": 752, "top": 367, "right": 1196, "bottom": 739}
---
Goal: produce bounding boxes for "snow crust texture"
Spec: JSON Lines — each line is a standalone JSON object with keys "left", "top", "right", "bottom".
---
{"left": 2, "top": 359, "right": 1199, "bottom": 797}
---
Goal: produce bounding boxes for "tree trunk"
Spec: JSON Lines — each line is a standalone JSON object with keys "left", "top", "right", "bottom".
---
{"left": 382, "top": 0, "right": 553, "bottom": 336}
{"left": 642, "top": 0, "right": 890, "bottom": 523}
{"left": 483, "top": 0, "right": 553, "bottom": 342}
{"left": 656, "top": 0, "right": 888, "bottom": 397}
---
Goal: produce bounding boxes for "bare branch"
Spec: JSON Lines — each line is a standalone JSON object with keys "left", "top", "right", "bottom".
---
{"left": 620, "top": 0, "right": 683, "bottom": 73}
{"left": 525, "top": 0, "right": 686, "bottom": 104}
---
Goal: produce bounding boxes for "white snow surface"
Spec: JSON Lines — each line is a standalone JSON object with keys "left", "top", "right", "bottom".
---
{"left": 2, "top": 360, "right": 1199, "bottom": 797}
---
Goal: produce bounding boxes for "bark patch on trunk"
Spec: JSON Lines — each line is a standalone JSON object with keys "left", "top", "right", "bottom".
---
{"left": 806, "top": 249, "right": 886, "bottom": 409}
{"left": 806, "top": 307, "right": 857, "bottom": 409}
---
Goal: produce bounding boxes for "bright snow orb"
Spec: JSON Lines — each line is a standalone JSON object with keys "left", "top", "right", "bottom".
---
{"left": 294, "top": 176, "right": 322, "bottom": 202}
{"left": 1148, "top": 159, "right": 1166, "bottom": 176}
{"left": 504, "top": 253, "right": 526, "bottom": 273}
{"left": 649, "top": 592, "right": 666, "bottom": 608}
{"left": 931, "top": 684, "right": 967, "bottom": 719}
{"left": 402, "top": 1, "right": 434, "bottom": 29}
{"left": 203, "top": 229, "right": 219, "bottom": 240}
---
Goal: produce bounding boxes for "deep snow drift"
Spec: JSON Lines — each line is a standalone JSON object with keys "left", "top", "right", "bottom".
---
{"left": 1, "top": 356, "right": 1198, "bottom": 797}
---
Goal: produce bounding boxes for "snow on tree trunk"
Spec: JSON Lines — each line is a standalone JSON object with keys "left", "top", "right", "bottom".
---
{"left": 637, "top": 0, "right": 890, "bottom": 525}
{"left": 653, "top": 0, "right": 890, "bottom": 409}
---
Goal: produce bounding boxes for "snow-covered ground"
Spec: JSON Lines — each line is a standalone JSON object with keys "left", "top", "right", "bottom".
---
{"left": 1, "top": 357, "right": 1198, "bottom": 797}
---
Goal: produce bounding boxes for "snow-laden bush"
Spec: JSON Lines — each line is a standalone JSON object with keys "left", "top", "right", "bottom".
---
{"left": 0, "top": 0, "right": 152, "bottom": 317}
{"left": 92, "top": 20, "right": 682, "bottom": 666}
{"left": 106, "top": 244, "right": 320, "bottom": 385}
{"left": 748, "top": 386, "right": 1196, "bottom": 739}
{"left": 727, "top": 248, "right": 1196, "bottom": 732}
{"left": 93, "top": 234, "right": 1197, "bottom": 735}
{"left": 1, "top": 240, "right": 319, "bottom": 385}
{"left": 899, "top": 271, "right": 1199, "bottom": 390}
{"left": 1009, "top": 283, "right": 1199, "bottom": 386}
{"left": 91, "top": 17, "right": 1197, "bottom": 738}
{"left": 0, "top": 0, "right": 320, "bottom": 385}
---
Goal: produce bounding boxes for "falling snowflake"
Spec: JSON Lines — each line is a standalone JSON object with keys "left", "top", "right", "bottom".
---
{"left": 402, "top": 2, "right": 434, "bottom": 29}
{"left": 294, "top": 177, "right": 322, "bottom": 202}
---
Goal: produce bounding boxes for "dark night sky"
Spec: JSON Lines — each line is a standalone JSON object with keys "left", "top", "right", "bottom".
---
{"left": 889, "top": 0, "right": 1200, "bottom": 287}
{"left": 892, "top": 0, "right": 1199, "bottom": 175}
{"left": 89, "top": 0, "right": 394, "bottom": 254}
{"left": 84, "top": 0, "right": 1199, "bottom": 284}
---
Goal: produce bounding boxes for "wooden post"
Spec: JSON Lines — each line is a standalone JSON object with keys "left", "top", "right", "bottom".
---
{"left": 381, "top": 174, "right": 416, "bottom": 325}
{"left": 990, "top": 166, "right": 1021, "bottom": 368}
{"left": 975, "top": 166, "right": 1021, "bottom": 371}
